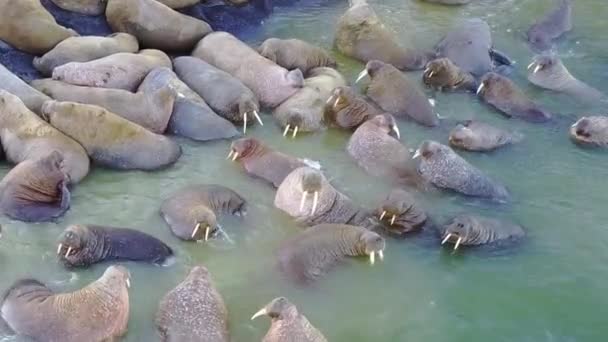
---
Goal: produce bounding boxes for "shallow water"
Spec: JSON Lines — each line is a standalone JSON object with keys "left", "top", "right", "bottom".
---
{"left": 1, "top": 0, "right": 608, "bottom": 341}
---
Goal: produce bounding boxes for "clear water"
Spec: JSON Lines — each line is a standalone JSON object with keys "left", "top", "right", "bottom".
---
{"left": 1, "top": 0, "right": 608, "bottom": 341}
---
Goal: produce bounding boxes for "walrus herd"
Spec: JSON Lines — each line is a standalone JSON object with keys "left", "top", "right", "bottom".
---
{"left": 0, "top": 0, "right": 603, "bottom": 340}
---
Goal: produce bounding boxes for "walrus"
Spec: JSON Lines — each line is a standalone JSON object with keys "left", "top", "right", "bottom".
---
{"left": 375, "top": 189, "right": 427, "bottom": 236}
{"left": 33, "top": 33, "right": 139, "bottom": 76}
{"left": 527, "top": 55, "right": 604, "bottom": 104}
{"left": 324, "top": 86, "right": 383, "bottom": 130}
{"left": 52, "top": 49, "right": 172, "bottom": 91}
{"left": 335, "top": 0, "right": 433, "bottom": 71}
{"left": 106, "top": 0, "right": 212, "bottom": 51}
{"left": 155, "top": 0, "right": 200, "bottom": 9}
{"left": 476, "top": 72, "right": 552, "bottom": 123}
{"left": 527, "top": 0, "right": 572, "bottom": 52}
{"left": 421, "top": 0, "right": 471, "bottom": 4}
{"left": 449, "top": 120, "right": 523, "bottom": 152}
{"left": 251, "top": 297, "right": 328, "bottom": 342}
{"left": 347, "top": 114, "right": 424, "bottom": 187}
{"left": 0, "top": 62, "right": 51, "bottom": 115}
{"left": 422, "top": 58, "right": 477, "bottom": 92}
{"left": 160, "top": 184, "right": 247, "bottom": 241}
{"left": 192, "top": 31, "right": 304, "bottom": 108}
{"left": 228, "top": 137, "right": 319, "bottom": 188}
{"left": 139, "top": 67, "right": 239, "bottom": 141}
{"left": 413, "top": 140, "right": 510, "bottom": 201}
{"left": 275, "top": 167, "right": 376, "bottom": 227}
{"left": 257, "top": 38, "right": 337, "bottom": 75}
{"left": 0, "top": 90, "right": 90, "bottom": 183}
{"left": 356, "top": 60, "right": 439, "bottom": 127}
{"left": 57, "top": 224, "right": 174, "bottom": 268}
{"left": 0, "top": 151, "right": 70, "bottom": 222}
{"left": 0, "top": 0, "right": 78, "bottom": 55}
{"left": 174, "top": 56, "right": 262, "bottom": 134}
{"left": 1, "top": 265, "right": 130, "bottom": 342}
{"left": 41, "top": 100, "right": 181, "bottom": 170}
{"left": 277, "top": 224, "right": 385, "bottom": 284}
{"left": 439, "top": 214, "right": 525, "bottom": 250}
{"left": 31, "top": 78, "right": 175, "bottom": 134}
{"left": 569, "top": 116, "right": 608, "bottom": 147}
{"left": 156, "top": 266, "right": 229, "bottom": 342}
{"left": 50, "top": 0, "right": 106, "bottom": 15}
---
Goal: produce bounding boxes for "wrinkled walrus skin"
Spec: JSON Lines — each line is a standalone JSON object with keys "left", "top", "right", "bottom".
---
{"left": 0, "top": 90, "right": 90, "bottom": 184}
{"left": 439, "top": 214, "right": 525, "bottom": 248}
{"left": 0, "top": 62, "right": 51, "bottom": 115}
{"left": 324, "top": 86, "right": 383, "bottom": 130}
{"left": 448, "top": 120, "right": 522, "bottom": 152}
{"left": 257, "top": 38, "right": 337, "bottom": 75}
{"left": 1, "top": 265, "right": 131, "bottom": 342}
{"left": 42, "top": 100, "right": 181, "bottom": 171}
{"left": 375, "top": 189, "right": 427, "bottom": 236}
{"left": 0, "top": 151, "right": 70, "bottom": 222}
{"left": 156, "top": 266, "right": 230, "bottom": 342}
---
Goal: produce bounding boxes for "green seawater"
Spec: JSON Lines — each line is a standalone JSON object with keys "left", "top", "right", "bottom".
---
{"left": 1, "top": 0, "right": 608, "bottom": 341}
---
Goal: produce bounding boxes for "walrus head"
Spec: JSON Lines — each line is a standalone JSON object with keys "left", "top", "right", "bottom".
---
{"left": 475, "top": 72, "right": 508, "bottom": 99}
{"left": 251, "top": 297, "right": 297, "bottom": 321}
{"left": 355, "top": 60, "right": 386, "bottom": 84}
{"left": 412, "top": 140, "right": 448, "bottom": 162}
{"left": 356, "top": 230, "right": 386, "bottom": 265}
{"left": 365, "top": 113, "right": 401, "bottom": 140}
{"left": 440, "top": 215, "right": 477, "bottom": 250}
{"left": 189, "top": 206, "right": 219, "bottom": 242}
{"left": 569, "top": 116, "right": 607, "bottom": 146}
{"left": 527, "top": 55, "right": 571, "bottom": 89}
{"left": 324, "top": 86, "right": 374, "bottom": 129}
{"left": 237, "top": 96, "right": 262, "bottom": 135}
{"left": 423, "top": 58, "right": 462, "bottom": 89}
{"left": 448, "top": 122, "right": 475, "bottom": 150}
{"left": 297, "top": 168, "right": 324, "bottom": 217}
{"left": 227, "top": 137, "right": 265, "bottom": 162}
{"left": 377, "top": 189, "right": 427, "bottom": 236}
{"left": 281, "top": 112, "right": 304, "bottom": 139}
{"left": 101, "top": 265, "right": 131, "bottom": 290}
{"left": 57, "top": 224, "right": 92, "bottom": 261}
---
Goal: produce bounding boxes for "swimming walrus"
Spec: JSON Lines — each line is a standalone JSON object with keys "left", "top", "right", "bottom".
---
{"left": 356, "top": 60, "right": 439, "bottom": 127}
{"left": 160, "top": 184, "right": 247, "bottom": 241}
{"left": 375, "top": 189, "right": 427, "bottom": 236}
{"left": 33, "top": 33, "right": 139, "bottom": 76}
{"left": 324, "top": 86, "right": 383, "bottom": 130}
{"left": 0, "top": 90, "right": 90, "bottom": 183}
{"left": 106, "top": 0, "right": 212, "bottom": 51}
{"left": 274, "top": 167, "right": 376, "bottom": 228}
{"left": 0, "top": 0, "right": 78, "bottom": 54}
{"left": 57, "top": 224, "right": 174, "bottom": 268}
{"left": 413, "top": 140, "right": 510, "bottom": 201}
{"left": 476, "top": 72, "right": 553, "bottom": 123}
{"left": 439, "top": 214, "right": 525, "bottom": 250}
{"left": 49, "top": 0, "right": 106, "bottom": 15}
{"left": 257, "top": 38, "right": 337, "bottom": 75}
{"left": 41, "top": 100, "right": 181, "bottom": 170}
{"left": 174, "top": 56, "right": 262, "bottom": 134}
{"left": 1, "top": 265, "right": 131, "bottom": 342}
{"left": 0, "top": 62, "right": 51, "bottom": 115}
{"left": 527, "top": 0, "right": 572, "bottom": 52}
{"left": 251, "top": 297, "right": 328, "bottom": 342}
{"left": 0, "top": 151, "right": 70, "bottom": 222}
{"left": 277, "top": 224, "right": 385, "bottom": 284}
{"left": 335, "top": 0, "right": 433, "bottom": 70}
{"left": 422, "top": 57, "right": 477, "bottom": 92}
{"left": 569, "top": 116, "right": 608, "bottom": 148}
{"left": 228, "top": 137, "right": 319, "bottom": 188}
{"left": 52, "top": 49, "right": 172, "bottom": 91}
{"left": 192, "top": 31, "right": 305, "bottom": 108}
{"left": 156, "top": 266, "right": 229, "bottom": 342}
{"left": 32, "top": 76, "right": 176, "bottom": 134}
{"left": 448, "top": 120, "right": 523, "bottom": 152}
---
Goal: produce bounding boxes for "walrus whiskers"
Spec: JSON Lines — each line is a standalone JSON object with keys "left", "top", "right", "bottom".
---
{"left": 379, "top": 210, "right": 386, "bottom": 220}
{"left": 299, "top": 190, "right": 309, "bottom": 212}
{"left": 441, "top": 233, "right": 452, "bottom": 245}
{"left": 454, "top": 236, "right": 462, "bottom": 250}
{"left": 311, "top": 191, "right": 319, "bottom": 216}
{"left": 283, "top": 124, "right": 291, "bottom": 137}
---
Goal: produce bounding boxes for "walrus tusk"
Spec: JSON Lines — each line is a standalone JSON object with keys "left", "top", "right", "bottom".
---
{"left": 533, "top": 64, "right": 542, "bottom": 74}
{"left": 226, "top": 150, "right": 233, "bottom": 160}
{"left": 231, "top": 151, "right": 239, "bottom": 161}
{"left": 412, "top": 149, "right": 421, "bottom": 159}
{"left": 333, "top": 96, "right": 340, "bottom": 108}
{"left": 283, "top": 124, "right": 290, "bottom": 137}
{"left": 476, "top": 82, "right": 485, "bottom": 95}
{"left": 292, "top": 126, "right": 298, "bottom": 138}
{"left": 251, "top": 308, "right": 267, "bottom": 320}
{"left": 392, "top": 125, "right": 401, "bottom": 140}
{"left": 379, "top": 250, "right": 384, "bottom": 261}
{"left": 325, "top": 94, "right": 336, "bottom": 105}
{"left": 204, "top": 226, "right": 210, "bottom": 242}
{"left": 379, "top": 210, "right": 386, "bottom": 220}
{"left": 191, "top": 223, "right": 201, "bottom": 239}
{"left": 390, "top": 215, "right": 396, "bottom": 226}
{"left": 527, "top": 62, "right": 535, "bottom": 70}
{"left": 65, "top": 246, "right": 72, "bottom": 258}
{"left": 428, "top": 70, "right": 435, "bottom": 78}
{"left": 299, "top": 190, "right": 308, "bottom": 213}
{"left": 454, "top": 237, "right": 462, "bottom": 251}
{"left": 355, "top": 69, "right": 368, "bottom": 84}
{"left": 441, "top": 233, "right": 452, "bottom": 245}
{"left": 243, "top": 113, "right": 247, "bottom": 134}
{"left": 369, "top": 251, "right": 375, "bottom": 265}
{"left": 57, "top": 244, "right": 63, "bottom": 255}
{"left": 253, "top": 110, "right": 263, "bottom": 126}
{"left": 126, "top": 278, "right": 131, "bottom": 289}
{"left": 311, "top": 191, "right": 319, "bottom": 216}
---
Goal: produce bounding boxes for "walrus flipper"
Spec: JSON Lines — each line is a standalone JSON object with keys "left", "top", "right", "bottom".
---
{"left": 489, "top": 48, "right": 513, "bottom": 67}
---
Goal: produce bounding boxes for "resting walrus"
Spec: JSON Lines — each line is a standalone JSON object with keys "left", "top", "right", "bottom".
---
{"left": 477, "top": 72, "right": 552, "bottom": 123}
{"left": 449, "top": 120, "right": 523, "bottom": 152}
{"left": 413, "top": 140, "right": 510, "bottom": 201}
{"left": 0, "top": 0, "right": 78, "bottom": 54}
{"left": 277, "top": 224, "right": 385, "bottom": 284}
{"left": 0, "top": 151, "right": 70, "bottom": 222}
{"left": 527, "top": 55, "right": 604, "bottom": 104}
{"left": 33, "top": 33, "right": 139, "bottom": 76}
{"left": 324, "top": 86, "right": 383, "bottom": 130}
{"left": 257, "top": 38, "right": 336, "bottom": 75}
{"left": 156, "top": 266, "right": 229, "bottom": 342}
{"left": 569, "top": 116, "right": 608, "bottom": 147}
{"left": 0, "top": 62, "right": 51, "bottom": 115}
{"left": 106, "top": 0, "right": 212, "bottom": 51}
{"left": 193, "top": 31, "right": 304, "bottom": 108}
{"left": 252, "top": 297, "right": 327, "bottom": 342}
{"left": 421, "top": 0, "right": 471, "bottom": 4}
{"left": 52, "top": 49, "right": 172, "bottom": 91}
{"left": 1, "top": 265, "right": 131, "bottom": 342}
{"left": 335, "top": 0, "right": 432, "bottom": 70}
{"left": 50, "top": 0, "right": 106, "bottom": 15}
{"left": 527, "top": 0, "right": 572, "bottom": 52}
{"left": 422, "top": 58, "right": 477, "bottom": 92}
{"left": 0, "top": 90, "right": 90, "bottom": 183}
{"left": 42, "top": 100, "right": 181, "bottom": 170}
{"left": 356, "top": 60, "right": 439, "bottom": 127}
{"left": 375, "top": 189, "right": 427, "bottom": 236}
{"left": 160, "top": 184, "right": 247, "bottom": 241}
{"left": 439, "top": 214, "right": 525, "bottom": 250}
{"left": 57, "top": 224, "right": 174, "bottom": 268}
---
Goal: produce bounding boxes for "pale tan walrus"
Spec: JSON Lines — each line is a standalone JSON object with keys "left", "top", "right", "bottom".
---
{"left": 0, "top": 62, "right": 51, "bottom": 115}
{"left": 49, "top": 0, "right": 106, "bottom": 15}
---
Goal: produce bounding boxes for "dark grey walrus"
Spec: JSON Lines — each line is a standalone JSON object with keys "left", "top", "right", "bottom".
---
{"left": 449, "top": 120, "right": 523, "bottom": 152}
{"left": 1, "top": 265, "right": 131, "bottom": 342}
{"left": 439, "top": 214, "right": 525, "bottom": 250}
{"left": 0, "top": 62, "right": 51, "bottom": 115}
{"left": 251, "top": 297, "right": 328, "bottom": 342}
{"left": 422, "top": 58, "right": 477, "bottom": 92}
{"left": 569, "top": 116, "right": 608, "bottom": 148}
{"left": 375, "top": 189, "right": 427, "bottom": 236}
{"left": 56, "top": 224, "right": 174, "bottom": 268}
{"left": 527, "top": 0, "right": 572, "bottom": 52}
{"left": 156, "top": 266, "right": 229, "bottom": 342}
{"left": 324, "top": 86, "right": 383, "bottom": 130}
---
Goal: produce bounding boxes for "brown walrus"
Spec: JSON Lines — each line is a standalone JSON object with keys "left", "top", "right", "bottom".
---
{"left": 0, "top": 90, "right": 90, "bottom": 183}
{"left": 0, "top": 0, "right": 78, "bottom": 54}
{"left": 527, "top": 0, "right": 572, "bottom": 52}
{"left": 251, "top": 297, "right": 328, "bottom": 342}
{"left": 422, "top": 57, "right": 477, "bottom": 92}
{"left": 49, "top": 0, "right": 106, "bottom": 15}
{"left": 375, "top": 189, "right": 427, "bottom": 236}
{"left": 33, "top": 33, "right": 139, "bottom": 76}
{"left": 0, "top": 151, "right": 70, "bottom": 222}
{"left": 1, "top": 265, "right": 131, "bottom": 342}
{"left": 0, "top": 62, "right": 51, "bottom": 115}
{"left": 257, "top": 38, "right": 337, "bottom": 75}
{"left": 449, "top": 120, "right": 522, "bottom": 152}
{"left": 41, "top": 100, "right": 181, "bottom": 170}
{"left": 227, "top": 137, "right": 319, "bottom": 188}
{"left": 156, "top": 266, "right": 229, "bottom": 342}
{"left": 324, "top": 86, "right": 383, "bottom": 130}
{"left": 569, "top": 116, "right": 608, "bottom": 147}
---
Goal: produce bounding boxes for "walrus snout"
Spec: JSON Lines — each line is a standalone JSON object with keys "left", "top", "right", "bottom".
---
{"left": 57, "top": 225, "right": 87, "bottom": 259}
{"left": 360, "top": 231, "right": 385, "bottom": 265}
{"left": 40, "top": 100, "right": 57, "bottom": 122}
